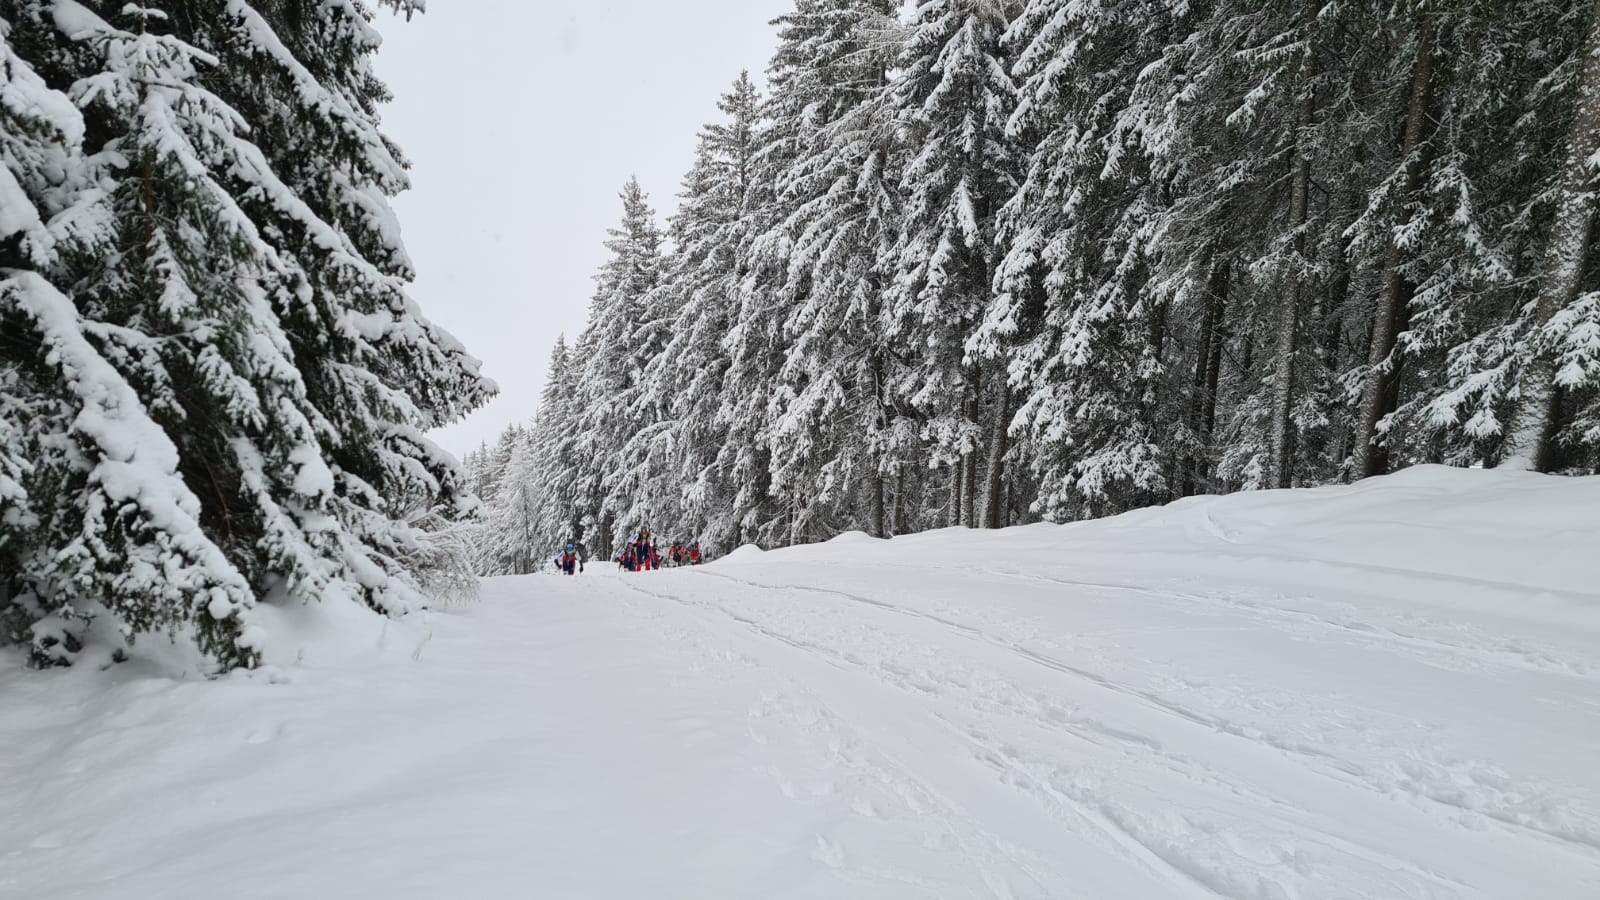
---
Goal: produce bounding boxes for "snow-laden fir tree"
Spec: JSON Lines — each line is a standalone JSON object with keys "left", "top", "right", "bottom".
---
{"left": 758, "top": 0, "right": 909, "bottom": 540}
{"left": 646, "top": 74, "right": 769, "bottom": 550}
{"left": 1, "top": 7, "right": 257, "bottom": 664}
{"left": 525, "top": 336, "right": 584, "bottom": 554}
{"left": 572, "top": 176, "right": 665, "bottom": 555}
{"left": 0, "top": 1, "right": 491, "bottom": 669}
{"left": 1445, "top": 0, "right": 1600, "bottom": 472}
{"left": 478, "top": 424, "right": 542, "bottom": 576}
{"left": 707, "top": 71, "right": 794, "bottom": 548}
{"left": 888, "top": 0, "right": 1023, "bottom": 528}
{"left": 989, "top": 0, "right": 1182, "bottom": 519}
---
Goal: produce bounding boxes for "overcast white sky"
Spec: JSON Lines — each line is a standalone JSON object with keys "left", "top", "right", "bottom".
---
{"left": 375, "top": 1, "right": 791, "bottom": 458}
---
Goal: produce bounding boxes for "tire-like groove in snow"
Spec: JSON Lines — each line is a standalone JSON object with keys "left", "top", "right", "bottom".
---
{"left": 613, "top": 575, "right": 1233, "bottom": 900}
{"left": 686, "top": 567, "right": 1600, "bottom": 858}
{"left": 610, "top": 577, "right": 1061, "bottom": 900}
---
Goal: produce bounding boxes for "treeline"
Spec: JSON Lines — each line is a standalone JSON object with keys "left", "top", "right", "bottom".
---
{"left": 0, "top": 1, "right": 491, "bottom": 668}
{"left": 469, "top": 0, "right": 1600, "bottom": 571}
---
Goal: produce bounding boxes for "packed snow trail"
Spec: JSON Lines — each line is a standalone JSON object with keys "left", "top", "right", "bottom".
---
{"left": 2, "top": 467, "right": 1598, "bottom": 899}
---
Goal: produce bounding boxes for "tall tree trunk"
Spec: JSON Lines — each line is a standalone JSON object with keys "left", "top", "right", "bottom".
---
{"left": 1355, "top": 16, "right": 1437, "bottom": 478}
{"left": 1003, "top": 469, "right": 1014, "bottom": 527}
{"left": 1270, "top": 94, "right": 1315, "bottom": 489}
{"left": 1183, "top": 261, "right": 1229, "bottom": 496}
{"left": 1504, "top": 0, "right": 1600, "bottom": 471}
{"left": 1323, "top": 231, "right": 1358, "bottom": 475}
{"left": 950, "top": 466, "right": 963, "bottom": 528}
{"left": 963, "top": 364, "right": 981, "bottom": 527}
{"left": 894, "top": 469, "right": 906, "bottom": 536}
{"left": 871, "top": 475, "right": 886, "bottom": 539}
{"left": 867, "top": 275, "right": 890, "bottom": 538}
{"left": 982, "top": 375, "right": 1011, "bottom": 528}
{"left": 1201, "top": 262, "right": 1229, "bottom": 487}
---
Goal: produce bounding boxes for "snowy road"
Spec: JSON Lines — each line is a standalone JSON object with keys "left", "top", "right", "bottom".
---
{"left": 3, "top": 467, "right": 1598, "bottom": 898}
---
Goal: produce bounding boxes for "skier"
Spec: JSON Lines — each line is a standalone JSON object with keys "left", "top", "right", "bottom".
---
{"left": 633, "top": 529, "right": 655, "bottom": 572}
{"left": 669, "top": 542, "right": 684, "bottom": 567}
{"left": 557, "top": 542, "right": 579, "bottom": 576}
{"left": 619, "top": 545, "right": 636, "bottom": 572}
{"left": 688, "top": 541, "right": 702, "bottom": 565}
{"left": 572, "top": 539, "right": 587, "bottom": 573}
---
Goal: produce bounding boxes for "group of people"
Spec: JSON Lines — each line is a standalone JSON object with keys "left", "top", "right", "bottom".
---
{"left": 618, "top": 529, "right": 703, "bottom": 571}
{"left": 551, "top": 530, "right": 703, "bottom": 576}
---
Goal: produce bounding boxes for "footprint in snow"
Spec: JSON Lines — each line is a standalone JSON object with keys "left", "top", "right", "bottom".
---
{"left": 243, "top": 722, "right": 288, "bottom": 744}
{"left": 811, "top": 835, "right": 846, "bottom": 869}
{"left": 29, "top": 831, "right": 68, "bottom": 850}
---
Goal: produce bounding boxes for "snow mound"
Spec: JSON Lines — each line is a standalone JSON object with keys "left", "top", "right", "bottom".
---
{"left": 717, "top": 543, "right": 767, "bottom": 564}
{"left": 824, "top": 530, "right": 884, "bottom": 545}
{"left": 771, "top": 465, "right": 1600, "bottom": 629}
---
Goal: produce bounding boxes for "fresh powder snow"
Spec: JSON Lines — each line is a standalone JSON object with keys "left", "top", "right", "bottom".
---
{"left": 2, "top": 466, "right": 1597, "bottom": 899}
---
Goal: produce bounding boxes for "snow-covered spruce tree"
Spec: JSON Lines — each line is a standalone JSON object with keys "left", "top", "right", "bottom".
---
{"left": 479, "top": 424, "right": 543, "bottom": 576}
{"left": 609, "top": 182, "right": 706, "bottom": 550}
{"left": 709, "top": 71, "right": 795, "bottom": 549}
{"left": 0, "top": 2, "right": 491, "bottom": 669}
{"left": 1345, "top": 5, "right": 1442, "bottom": 478}
{"left": 1, "top": 10, "right": 257, "bottom": 666}
{"left": 1120, "top": 0, "right": 1372, "bottom": 494}
{"left": 1366, "top": 0, "right": 1600, "bottom": 475}
{"left": 466, "top": 424, "right": 523, "bottom": 513}
{"left": 996, "top": 0, "right": 1392, "bottom": 511}
{"left": 2, "top": 1, "right": 305, "bottom": 666}
{"left": 1207, "top": 1, "right": 1361, "bottom": 491}
{"left": 1346, "top": 1, "right": 1521, "bottom": 473}
{"left": 524, "top": 335, "right": 587, "bottom": 557}
{"left": 1131, "top": 0, "right": 1394, "bottom": 494}
{"left": 887, "top": 0, "right": 1024, "bottom": 530}
{"left": 201, "top": 0, "right": 495, "bottom": 607}
{"left": 758, "top": 0, "right": 910, "bottom": 541}
{"left": 572, "top": 177, "right": 665, "bottom": 556}
{"left": 647, "top": 74, "right": 769, "bottom": 552}
{"left": 460, "top": 416, "right": 534, "bottom": 570}
{"left": 459, "top": 441, "right": 494, "bottom": 507}
{"left": 991, "top": 0, "right": 1182, "bottom": 519}
{"left": 1, "top": 13, "right": 76, "bottom": 659}
{"left": 1494, "top": 0, "right": 1600, "bottom": 472}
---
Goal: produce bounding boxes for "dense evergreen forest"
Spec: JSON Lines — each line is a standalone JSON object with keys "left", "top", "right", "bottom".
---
{"left": 0, "top": 0, "right": 492, "bottom": 667}
{"left": 468, "top": 0, "right": 1600, "bottom": 572}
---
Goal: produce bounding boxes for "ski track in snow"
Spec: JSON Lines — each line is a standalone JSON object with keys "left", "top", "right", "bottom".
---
{"left": 614, "top": 575, "right": 1210, "bottom": 900}
{"left": 815, "top": 558, "right": 1600, "bottom": 683}
{"left": 601, "top": 537, "right": 1600, "bottom": 900}
{"left": 694, "top": 566, "right": 1600, "bottom": 852}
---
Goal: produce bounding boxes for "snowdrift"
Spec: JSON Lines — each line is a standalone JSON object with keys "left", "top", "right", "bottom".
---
{"left": 2, "top": 466, "right": 1596, "bottom": 899}
{"left": 739, "top": 463, "right": 1600, "bottom": 631}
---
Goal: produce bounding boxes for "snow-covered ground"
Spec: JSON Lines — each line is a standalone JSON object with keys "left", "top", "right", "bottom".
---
{"left": 3, "top": 466, "right": 1598, "bottom": 899}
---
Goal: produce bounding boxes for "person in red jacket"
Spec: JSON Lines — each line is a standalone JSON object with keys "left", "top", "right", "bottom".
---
{"left": 688, "top": 541, "right": 702, "bottom": 565}
{"left": 557, "top": 542, "right": 579, "bottom": 575}
{"left": 633, "top": 529, "right": 659, "bottom": 571}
